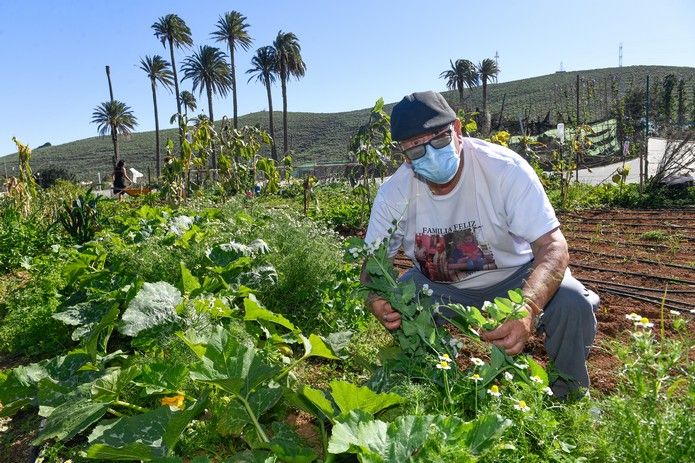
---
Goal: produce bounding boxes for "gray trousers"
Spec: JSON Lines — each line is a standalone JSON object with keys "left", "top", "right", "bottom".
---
{"left": 400, "top": 261, "right": 599, "bottom": 397}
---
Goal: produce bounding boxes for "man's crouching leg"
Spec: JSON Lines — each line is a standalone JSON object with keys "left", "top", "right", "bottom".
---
{"left": 537, "top": 271, "right": 599, "bottom": 398}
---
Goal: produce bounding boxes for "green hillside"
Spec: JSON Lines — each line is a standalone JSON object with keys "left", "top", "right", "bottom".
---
{"left": 3, "top": 65, "right": 693, "bottom": 182}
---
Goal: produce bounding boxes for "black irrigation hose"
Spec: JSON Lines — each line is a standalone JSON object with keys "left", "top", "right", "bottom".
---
{"left": 569, "top": 247, "right": 695, "bottom": 271}
{"left": 570, "top": 262, "right": 695, "bottom": 286}
{"left": 579, "top": 277, "right": 695, "bottom": 295}
{"left": 598, "top": 287, "right": 695, "bottom": 313}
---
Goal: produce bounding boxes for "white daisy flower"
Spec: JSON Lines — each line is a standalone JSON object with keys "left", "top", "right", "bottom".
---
{"left": 634, "top": 317, "right": 654, "bottom": 329}
{"left": 530, "top": 375, "right": 543, "bottom": 384}
{"left": 513, "top": 362, "right": 528, "bottom": 370}
{"left": 439, "top": 353, "right": 452, "bottom": 362}
{"left": 470, "top": 357, "right": 485, "bottom": 367}
{"left": 504, "top": 371, "right": 514, "bottom": 381}
{"left": 625, "top": 313, "right": 642, "bottom": 321}
{"left": 421, "top": 284, "right": 434, "bottom": 296}
{"left": 470, "top": 374, "right": 483, "bottom": 382}
{"left": 513, "top": 399, "right": 531, "bottom": 412}
{"left": 543, "top": 386, "right": 554, "bottom": 396}
{"left": 487, "top": 385, "right": 501, "bottom": 397}
{"left": 669, "top": 310, "right": 680, "bottom": 316}
{"left": 436, "top": 360, "right": 451, "bottom": 370}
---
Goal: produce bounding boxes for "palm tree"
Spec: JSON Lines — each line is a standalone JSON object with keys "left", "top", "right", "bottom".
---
{"left": 477, "top": 58, "right": 500, "bottom": 135}
{"left": 152, "top": 14, "right": 193, "bottom": 146}
{"left": 180, "top": 90, "right": 197, "bottom": 118}
{"left": 247, "top": 46, "right": 278, "bottom": 161}
{"left": 440, "top": 59, "right": 479, "bottom": 104}
{"left": 211, "top": 11, "right": 253, "bottom": 129}
{"left": 181, "top": 45, "right": 233, "bottom": 169}
{"left": 273, "top": 31, "right": 306, "bottom": 155}
{"left": 91, "top": 100, "right": 138, "bottom": 168}
{"left": 139, "top": 55, "right": 174, "bottom": 177}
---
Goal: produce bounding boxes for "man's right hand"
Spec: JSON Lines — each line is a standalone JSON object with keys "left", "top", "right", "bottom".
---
{"left": 369, "top": 297, "right": 401, "bottom": 330}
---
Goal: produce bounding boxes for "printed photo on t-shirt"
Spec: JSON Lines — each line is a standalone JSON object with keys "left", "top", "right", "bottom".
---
{"left": 414, "top": 227, "right": 497, "bottom": 282}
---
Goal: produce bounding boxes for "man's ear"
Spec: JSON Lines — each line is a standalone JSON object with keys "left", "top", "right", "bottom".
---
{"left": 453, "top": 118, "right": 462, "bottom": 134}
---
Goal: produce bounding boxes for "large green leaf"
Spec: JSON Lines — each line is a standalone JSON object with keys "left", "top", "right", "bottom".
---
{"left": 327, "top": 410, "right": 389, "bottom": 458}
{"left": 33, "top": 398, "right": 109, "bottom": 445}
{"left": 135, "top": 361, "right": 188, "bottom": 395}
{"left": 86, "top": 396, "right": 207, "bottom": 460}
{"left": 330, "top": 381, "right": 404, "bottom": 417}
{"left": 462, "top": 413, "right": 512, "bottom": 454}
{"left": 91, "top": 366, "right": 141, "bottom": 403}
{"left": 217, "top": 386, "right": 284, "bottom": 436}
{"left": 180, "top": 262, "right": 201, "bottom": 295}
{"left": 118, "top": 282, "right": 182, "bottom": 337}
{"left": 269, "top": 422, "right": 316, "bottom": 463}
{"left": 244, "top": 294, "right": 296, "bottom": 331}
{"left": 300, "top": 386, "right": 335, "bottom": 421}
{"left": 301, "top": 334, "right": 340, "bottom": 360}
{"left": 52, "top": 300, "right": 114, "bottom": 341}
{"left": 189, "top": 326, "right": 277, "bottom": 395}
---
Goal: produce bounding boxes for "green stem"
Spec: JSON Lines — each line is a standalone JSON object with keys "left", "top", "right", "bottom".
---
{"left": 369, "top": 254, "right": 397, "bottom": 288}
{"left": 276, "top": 356, "right": 306, "bottom": 382}
{"left": 113, "top": 400, "right": 148, "bottom": 414}
{"left": 443, "top": 371, "right": 453, "bottom": 407}
{"left": 106, "top": 407, "right": 125, "bottom": 418}
{"left": 236, "top": 394, "right": 270, "bottom": 444}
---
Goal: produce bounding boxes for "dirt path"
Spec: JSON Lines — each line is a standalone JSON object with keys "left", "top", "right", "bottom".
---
{"left": 394, "top": 207, "right": 695, "bottom": 393}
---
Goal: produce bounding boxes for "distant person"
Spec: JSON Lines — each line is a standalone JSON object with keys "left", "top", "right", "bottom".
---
{"left": 112, "top": 160, "right": 132, "bottom": 200}
{"left": 361, "top": 91, "right": 599, "bottom": 398}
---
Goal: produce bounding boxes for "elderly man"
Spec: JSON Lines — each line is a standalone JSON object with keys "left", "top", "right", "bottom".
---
{"left": 362, "top": 91, "right": 598, "bottom": 397}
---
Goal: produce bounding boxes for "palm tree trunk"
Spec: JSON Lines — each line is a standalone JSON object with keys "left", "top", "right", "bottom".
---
{"left": 169, "top": 37, "right": 184, "bottom": 154}
{"left": 281, "top": 76, "right": 288, "bottom": 155}
{"left": 105, "top": 65, "right": 114, "bottom": 102}
{"left": 110, "top": 124, "right": 119, "bottom": 169}
{"left": 265, "top": 81, "right": 277, "bottom": 161}
{"left": 229, "top": 44, "right": 238, "bottom": 129}
{"left": 151, "top": 79, "right": 161, "bottom": 178}
{"left": 207, "top": 85, "right": 217, "bottom": 171}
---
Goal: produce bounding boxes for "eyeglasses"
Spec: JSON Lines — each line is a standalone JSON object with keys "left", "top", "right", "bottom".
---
{"left": 395, "top": 126, "right": 453, "bottom": 160}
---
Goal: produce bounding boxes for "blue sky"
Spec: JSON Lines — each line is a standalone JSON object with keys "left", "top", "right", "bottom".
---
{"left": 1, "top": 0, "right": 693, "bottom": 157}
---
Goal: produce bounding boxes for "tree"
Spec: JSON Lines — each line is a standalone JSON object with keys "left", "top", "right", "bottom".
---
{"left": 211, "top": 10, "right": 253, "bottom": 129}
{"left": 181, "top": 45, "right": 233, "bottom": 170}
{"left": 139, "top": 55, "right": 174, "bottom": 177}
{"left": 247, "top": 46, "right": 278, "bottom": 161}
{"left": 180, "top": 90, "right": 197, "bottom": 118}
{"left": 477, "top": 58, "right": 500, "bottom": 135}
{"left": 91, "top": 100, "right": 138, "bottom": 168}
{"left": 152, "top": 14, "right": 193, "bottom": 148}
{"left": 273, "top": 31, "right": 306, "bottom": 155}
{"left": 440, "top": 59, "right": 479, "bottom": 104}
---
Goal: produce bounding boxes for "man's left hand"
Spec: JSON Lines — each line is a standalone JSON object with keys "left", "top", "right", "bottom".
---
{"left": 480, "top": 313, "right": 534, "bottom": 355}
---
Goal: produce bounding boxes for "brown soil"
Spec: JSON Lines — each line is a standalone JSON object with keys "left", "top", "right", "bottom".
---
{"left": 395, "top": 207, "right": 695, "bottom": 394}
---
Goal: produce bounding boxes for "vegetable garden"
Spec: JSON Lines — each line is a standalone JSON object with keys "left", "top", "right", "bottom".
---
{"left": 1, "top": 96, "right": 694, "bottom": 461}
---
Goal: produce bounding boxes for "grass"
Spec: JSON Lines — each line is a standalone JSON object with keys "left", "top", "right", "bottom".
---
{"left": 2, "top": 65, "right": 693, "bottom": 182}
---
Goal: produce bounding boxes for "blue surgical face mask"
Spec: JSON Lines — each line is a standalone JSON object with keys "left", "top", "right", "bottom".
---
{"left": 411, "top": 138, "right": 460, "bottom": 184}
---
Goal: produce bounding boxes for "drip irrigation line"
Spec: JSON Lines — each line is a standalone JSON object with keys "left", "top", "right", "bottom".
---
{"left": 597, "top": 287, "right": 695, "bottom": 312}
{"left": 571, "top": 262, "right": 695, "bottom": 286}
{"left": 580, "top": 277, "right": 695, "bottom": 295}
{"left": 562, "top": 219, "right": 692, "bottom": 230}
{"left": 569, "top": 247, "right": 695, "bottom": 271}
{"left": 565, "top": 228, "right": 695, "bottom": 242}
{"left": 569, "top": 235, "right": 676, "bottom": 251}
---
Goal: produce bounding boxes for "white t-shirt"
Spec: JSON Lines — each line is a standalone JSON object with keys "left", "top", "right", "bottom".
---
{"left": 364, "top": 137, "right": 559, "bottom": 289}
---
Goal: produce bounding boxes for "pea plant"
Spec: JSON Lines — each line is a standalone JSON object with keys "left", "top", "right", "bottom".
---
{"left": 346, "top": 231, "right": 550, "bottom": 409}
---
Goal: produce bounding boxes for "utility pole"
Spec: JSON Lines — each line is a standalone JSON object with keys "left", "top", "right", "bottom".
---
{"left": 644, "top": 75, "right": 650, "bottom": 188}
{"left": 575, "top": 74, "right": 580, "bottom": 181}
